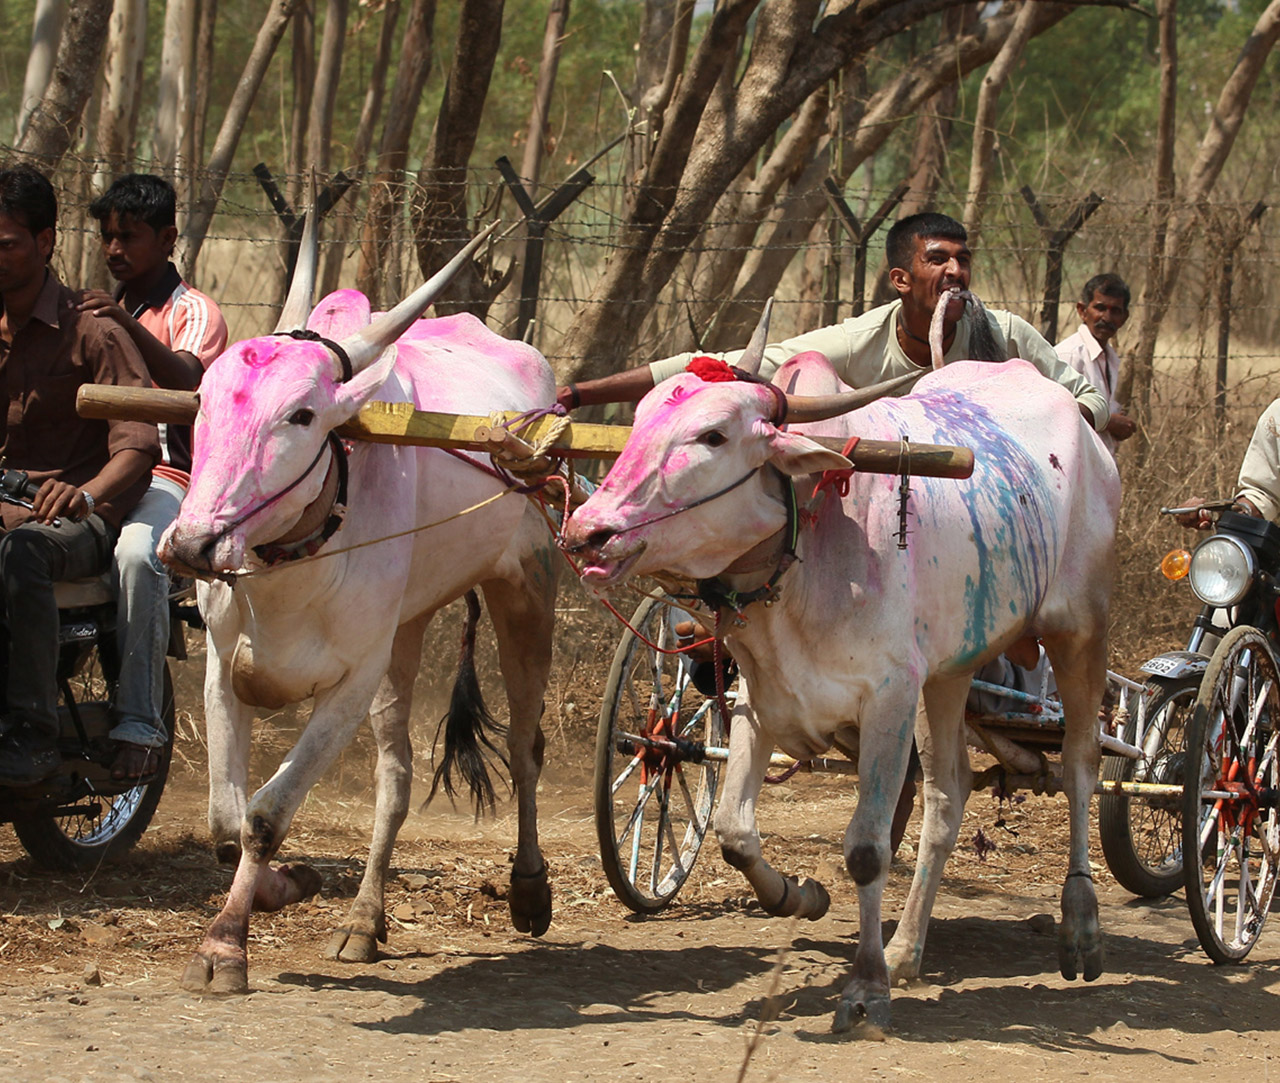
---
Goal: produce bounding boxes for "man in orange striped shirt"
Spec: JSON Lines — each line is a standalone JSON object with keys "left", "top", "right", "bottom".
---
{"left": 79, "top": 174, "right": 227, "bottom": 779}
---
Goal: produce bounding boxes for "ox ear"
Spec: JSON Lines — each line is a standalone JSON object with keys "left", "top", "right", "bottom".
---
{"left": 329, "top": 346, "right": 399, "bottom": 420}
{"left": 765, "top": 428, "right": 852, "bottom": 477}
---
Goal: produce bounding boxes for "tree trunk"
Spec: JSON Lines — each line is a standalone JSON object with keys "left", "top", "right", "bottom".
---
{"left": 518, "top": 0, "right": 570, "bottom": 195}
{"left": 287, "top": 3, "right": 316, "bottom": 208}
{"left": 96, "top": 0, "right": 148, "bottom": 175}
{"left": 154, "top": 0, "right": 197, "bottom": 172}
{"left": 962, "top": 0, "right": 1039, "bottom": 244}
{"left": 355, "top": 0, "right": 436, "bottom": 306}
{"left": 191, "top": 0, "right": 220, "bottom": 186}
{"left": 1127, "top": 0, "right": 1280, "bottom": 423}
{"left": 627, "top": 0, "right": 695, "bottom": 181}
{"left": 899, "top": 5, "right": 973, "bottom": 217}
{"left": 1124, "top": 0, "right": 1178, "bottom": 417}
{"left": 15, "top": 0, "right": 112, "bottom": 170}
{"left": 320, "top": 0, "right": 397, "bottom": 297}
{"left": 411, "top": 0, "right": 505, "bottom": 316}
{"left": 17, "top": 0, "right": 66, "bottom": 143}
{"left": 710, "top": 1, "right": 1069, "bottom": 350}
{"left": 563, "top": 0, "right": 1063, "bottom": 378}
{"left": 308, "top": 0, "right": 348, "bottom": 179}
{"left": 180, "top": 0, "right": 305, "bottom": 276}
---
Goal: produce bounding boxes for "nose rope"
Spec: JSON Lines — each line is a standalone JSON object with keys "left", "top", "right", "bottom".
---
{"left": 590, "top": 466, "right": 762, "bottom": 540}
{"left": 222, "top": 434, "right": 336, "bottom": 535}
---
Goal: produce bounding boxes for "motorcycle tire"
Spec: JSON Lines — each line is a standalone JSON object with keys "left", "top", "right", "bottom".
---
{"left": 14, "top": 663, "right": 176, "bottom": 872}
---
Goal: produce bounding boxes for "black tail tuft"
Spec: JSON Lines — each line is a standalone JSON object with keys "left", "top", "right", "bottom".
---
{"left": 428, "top": 590, "right": 510, "bottom": 817}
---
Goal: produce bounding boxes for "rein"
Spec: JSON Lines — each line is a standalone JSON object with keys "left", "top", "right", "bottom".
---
{"left": 252, "top": 434, "right": 350, "bottom": 565}
{"left": 696, "top": 468, "right": 800, "bottom": 614}
{"left": 603, "top": 466, "right": 763, "bottom": 538}
{"left": 223, "top": 432, "right": 344, "bottom": 536}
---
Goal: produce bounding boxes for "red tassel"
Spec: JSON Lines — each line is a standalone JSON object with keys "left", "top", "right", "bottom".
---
{"left": 686, "top": 356, "right": 738, "bottom": 382}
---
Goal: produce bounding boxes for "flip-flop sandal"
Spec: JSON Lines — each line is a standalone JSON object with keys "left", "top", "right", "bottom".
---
{"left": 110, "top": 741, "right": 161, "bottom": 781}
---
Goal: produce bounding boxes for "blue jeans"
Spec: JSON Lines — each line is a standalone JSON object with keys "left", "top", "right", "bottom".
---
{"left": 110, "top": 476, "right": 185, "bottom": 748}
{"left": 0, "top": 514, "right": 115, "bottom": 742}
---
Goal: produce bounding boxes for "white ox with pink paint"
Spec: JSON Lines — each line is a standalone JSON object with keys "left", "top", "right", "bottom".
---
{"left": 161, "top": 229, "right": 560, "bottom": 994}
{"left": 563, "top": 335, "right": 1120, "bottom": 1032}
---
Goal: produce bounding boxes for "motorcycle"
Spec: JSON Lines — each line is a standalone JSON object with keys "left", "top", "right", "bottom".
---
{"left": 1101, "top": 501, "right": 1280, "bottom": 963}
{"left": 0, "top": 467, "right": 199, "bottom": 871}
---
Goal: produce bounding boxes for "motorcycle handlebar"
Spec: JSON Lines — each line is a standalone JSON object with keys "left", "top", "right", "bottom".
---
{"left": 0, "top": 468, "right": 40, "bottom": 505}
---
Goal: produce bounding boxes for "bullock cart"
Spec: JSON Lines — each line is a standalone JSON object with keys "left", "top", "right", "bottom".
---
{"left": 75, "top": 386, "right": 1202, "bottom": 958}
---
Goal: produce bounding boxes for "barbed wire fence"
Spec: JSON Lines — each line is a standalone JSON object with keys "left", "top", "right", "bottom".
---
{"left": 31, "top": 151, "right": 1279, "bottom": 663}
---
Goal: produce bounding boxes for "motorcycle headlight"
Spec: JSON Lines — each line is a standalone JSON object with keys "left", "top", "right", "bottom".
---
{"left": 1188, "top": 535, "right": 1256, "bottom": 607}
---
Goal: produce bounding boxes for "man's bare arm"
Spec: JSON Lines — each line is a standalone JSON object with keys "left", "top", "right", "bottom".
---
{"left": 555, "top": 366, "right": 656, "bottom": 411}
{"left": 31, "top": 449, "right": 155, "bottom": 524}
{"left": 77, "top": 290, "right": 203, "bottom": 390}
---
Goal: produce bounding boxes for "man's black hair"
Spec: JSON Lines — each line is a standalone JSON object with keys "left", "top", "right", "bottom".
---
{"left": 1081, "top": 272, "right": 1130, "bottom": 310}
{"left": 885, "top": 212, "right": 967, "bottom": 271}
{"left": 0, "top": 163, "right": 57, "bottom": 253}
{"left": 88, "top": 173, "right": 177, "bottom": 231}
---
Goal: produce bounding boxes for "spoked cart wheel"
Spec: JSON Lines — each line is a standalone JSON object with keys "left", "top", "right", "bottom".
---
{"left": 1181, "top": 626, "right": 1280, "bottom": 963}
{"left": 1098, "top": 676, "right": 1197, "bottom": 898}
{"left": 595, "top": 594, "right": 730, "bottom": 913}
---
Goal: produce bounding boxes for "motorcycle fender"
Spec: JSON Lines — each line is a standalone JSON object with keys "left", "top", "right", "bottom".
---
{"left": 1139, "top": 650, "right": 1210, "bottom": 682}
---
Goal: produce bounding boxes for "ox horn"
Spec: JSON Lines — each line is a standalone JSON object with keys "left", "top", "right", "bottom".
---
{"left": 736, "top": 297, "right": 774, "bottom": 376}
{"left": 274, "top": 172, "right": 321, "bottom": 333}
{"left": 339, "top": 220, "right": 501, "bottom": 374}
{"left": 782, "top": 370, "right": 925, "bottom": 424}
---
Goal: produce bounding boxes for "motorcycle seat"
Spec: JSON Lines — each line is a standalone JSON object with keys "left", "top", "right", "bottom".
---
{"left": 54, "top": 573, "right": 114, "bottom": 609}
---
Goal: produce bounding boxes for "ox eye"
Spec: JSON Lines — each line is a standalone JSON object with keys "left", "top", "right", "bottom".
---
{"left": 699, "top": 430, "right": 728, "bottom": 447}
{"left": 289, "top": 408, "right": 315, "bottom": 426}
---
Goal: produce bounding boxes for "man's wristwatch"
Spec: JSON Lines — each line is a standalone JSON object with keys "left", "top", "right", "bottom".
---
{"left": 80, "top": 491, "right": 96, "bottom": 518}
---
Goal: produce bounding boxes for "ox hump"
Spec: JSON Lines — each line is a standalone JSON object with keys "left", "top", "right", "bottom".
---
{"left": 307, "top": 289, "right": 372, "bottom": 339}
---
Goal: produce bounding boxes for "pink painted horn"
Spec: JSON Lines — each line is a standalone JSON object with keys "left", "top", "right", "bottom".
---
{"left": 339, "top": 220, "right": 501, "bottom": 375}
{"left": 782, "top": 370, "right": 925, "bottom": 424}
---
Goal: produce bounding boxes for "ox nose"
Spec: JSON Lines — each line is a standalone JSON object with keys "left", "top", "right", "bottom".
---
{"left": 560, "top": 522, "right": 615, "bottom": 559}
{"left": 159, "top": 523, "right": 220, "bottom": 577}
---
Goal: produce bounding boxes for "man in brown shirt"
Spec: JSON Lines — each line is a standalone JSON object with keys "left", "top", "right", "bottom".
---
{"left": 0, "top": 164, "right": 159, "bottom": 783}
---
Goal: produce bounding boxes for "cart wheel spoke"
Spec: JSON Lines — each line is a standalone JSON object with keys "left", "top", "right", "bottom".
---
{"left": 595, "top": 595, "right": 727, "bottom": 913}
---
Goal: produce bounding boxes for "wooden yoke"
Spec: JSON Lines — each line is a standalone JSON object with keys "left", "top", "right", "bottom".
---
{"left": 76, "top": 385, "right": 976, "bottom": 479}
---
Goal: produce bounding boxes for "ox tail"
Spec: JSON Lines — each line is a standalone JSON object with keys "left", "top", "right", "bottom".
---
{"left": 428, "top": 589, "right": 510, "bottom": 815}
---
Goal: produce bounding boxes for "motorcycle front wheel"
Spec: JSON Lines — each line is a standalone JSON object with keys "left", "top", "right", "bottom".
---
{"left": 14, "top": 662, "right": 175, "bottom": 872}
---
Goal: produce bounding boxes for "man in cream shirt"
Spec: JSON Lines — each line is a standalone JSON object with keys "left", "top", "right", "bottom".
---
{"left": 557, "top": 211, "right": 1108, "bottom": 436}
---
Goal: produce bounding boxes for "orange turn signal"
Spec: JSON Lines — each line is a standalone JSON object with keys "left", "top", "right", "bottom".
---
{"left": 1161, "top": 548, "right": 1192, "bottom": 580}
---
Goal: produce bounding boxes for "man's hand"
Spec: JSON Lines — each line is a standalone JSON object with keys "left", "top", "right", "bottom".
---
{"left": 31, "top": 479, "right": 90, "bottom": 524}
{"left": 76, "top": 289, "right": 129, "bottom": 324}
{"left": 1106, "top": 411, "right": 1137, "bottom": 441}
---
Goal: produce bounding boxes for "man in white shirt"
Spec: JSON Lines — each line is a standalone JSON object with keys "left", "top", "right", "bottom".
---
{"left": 556, "top": 213, "right": 1109, "bottom": 436}
{"left": 1055, "top": 273, "right": 1137, "bottom": 456}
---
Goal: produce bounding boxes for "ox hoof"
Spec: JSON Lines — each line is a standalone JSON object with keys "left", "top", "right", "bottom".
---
{"left": 1059, "top": 875, "right": 1104, "bottom": 982}
{"left": 283, "top": 863, "right": 324, "bottom": 899}
{"left": 325, "top": 930, "right": 380, "bottom": 963}
{"left": 802, "top": 877, "right": 831, "bottom": 920}
{"left": 509, "top": 863, "right": 552, "bottom": 937}
{"left": 832, "top": 992, "right": 891, "bottom": 1037}
{"left": 1058, "top": 937, "right": 1105, "bottom": 983}
{"left": 180, "top": 954, "right": 249, "bottom": 996}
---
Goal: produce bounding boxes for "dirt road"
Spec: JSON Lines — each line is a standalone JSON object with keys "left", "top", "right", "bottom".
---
{"left": 2, "top": 748, "right": 1278, "bottom": 1083}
